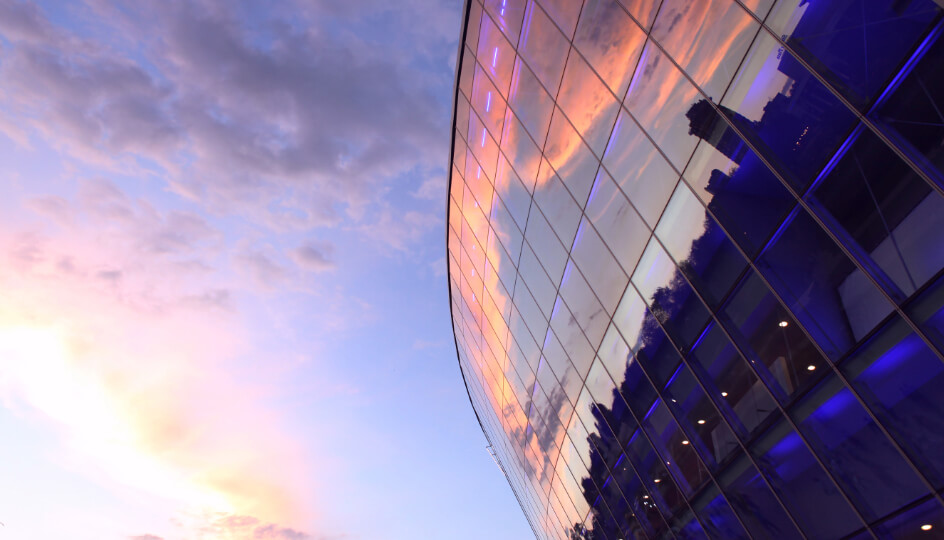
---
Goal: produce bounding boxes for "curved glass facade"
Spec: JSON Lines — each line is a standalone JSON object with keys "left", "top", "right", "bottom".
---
{"left": 446, "top": 0, "right": 944, "bottom": 538}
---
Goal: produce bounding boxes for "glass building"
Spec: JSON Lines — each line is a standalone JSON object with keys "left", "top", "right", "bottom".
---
{"left": 446, "top": 0, "right": 944, "bottom": 538}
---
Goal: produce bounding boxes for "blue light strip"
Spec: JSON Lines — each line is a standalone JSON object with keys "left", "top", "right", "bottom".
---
{"left": 868, "top": 18, "right": 943, "bottom": 116}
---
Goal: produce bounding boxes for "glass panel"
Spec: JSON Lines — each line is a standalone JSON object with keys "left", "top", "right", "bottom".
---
{"left": 720, "top": 270, "right": 826, "bottom": 402}
{"left": 808, "top": 127, "right": 944, "bottom": 297}
{"left": 557, "top": 48, "right": 621, "bottom": 157}
{"left": 525, "top": 202, "right": 568, "bottom": 282}
{"left": 585, "top": 169, "right": 649, "bottom": 275}
{"left": 493, "top": 153, "right": 533, "bottom": 231}
{"left": 717, "top": 450, "right": 804, "bottom": 539}
{"left": 843, "top": 316, "right": 944, "bottom": 489}
{"left": 574, "top": 0, "right": 646, "bottom": 98}
{"left": 542, "top": 113, "right": 600, "bottom": 208}
{"left": 869, "top": 29, "right": 944, "bottom": 186}
{"left": 602, "top": 110, "right": 680, "bottom": 227}
{"left": 571, "top": 218, "right": 628, "bottom": 316}
{"left": 663, "top": 364, "right": 739, "bottom": 469}
{"left": 656, "top": 182, "right": 748, "bottom": 308}
{"left": 501, "top": 107, "right": 543, "bottom": 188}
{"left": 750, "top": 417, "right": 865, "bottom": 538}
{"left": 626, "top": 429, "right": 690, "bottom": 517}
{"left": 758, "top": 208, "right": 894, "bottom": 358}
{"left": 467, "top": 1, "right": 484, "bottom": 52}
{"left": 641, "top": 401, "right": 712, "bottom": 497}
{"left": 508, "top": 56, "right": 556, "bottom": 147}
{"left": 533, "top": 168, "right": 582, "bottom": 250}
{"left": 536, "top": 0, "right": 583, "bottom": 38}
{"left": 471, "top": 63, "right": 509, "bottom": 139}
{"left": 685, "top": 137, "right": 796, "bottom": 258}
{"left": 624, "top": 41, "right": 703, "bottom": 171}
{"left": 792, "top": 375, "right": 928, "bottom": 521}
{"left": 483, "top": 0, "right": 529, "bottom": 45}
{"left": 906, "top": 271, "right": 944, "bottom": 353}
{"left": 690, "top": 483, "right": 750, "bottom": 540}
{"left": 476, "top": 11, "right": 517, "bottom": 95}
{"left": 871, "top": 496, "right": 944, "bottom": 539}
{"left": 719, "top": 30, "right": 858, "bottom": 191}
{"left": 765, "top": 0, "right": 942, "bottom": 109}
{"left": 633, "top": 239, "right": 712, "bottom": 353}
{"left": 520, "top": 0, "right": 571, "bottom": 96}
{"left": 617, "top": 0, "right": 661, "bottom": 30}
{"left": 651, "top": 0, "right": 759, "bottom": 100}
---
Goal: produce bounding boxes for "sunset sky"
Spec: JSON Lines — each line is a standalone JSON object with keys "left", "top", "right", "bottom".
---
{"left": 0, "top": 1, "right": 531, "bottom": 538}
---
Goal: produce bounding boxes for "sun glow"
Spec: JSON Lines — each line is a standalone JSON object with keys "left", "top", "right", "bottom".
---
{"left": 0, "top": 324, "right": 233, "bottom": 514}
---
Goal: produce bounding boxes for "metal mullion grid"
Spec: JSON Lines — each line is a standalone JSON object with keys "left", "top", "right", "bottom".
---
{"left": 560, "top": 429, "right": 656, "bottom": 540}
{"left": 549, "top": 468, "right": 584, "bottom": 533}
{"left": 565, "top": 408, "right": 675, "bottom": 539}
{"left": 706, "top": 3, "right": 944, "bottom": 364}
{"left": 449, "top": 5, "right": 548, "bottom": 538}
{"left": 470, "top": 1, "right": 742, "bottom": 535}
{"left": 552, "top": 434, "right": 601, "bottom": 534}
{"left": 734, "top": 0, "right": 944, "bottom": 200}
{"left": 628, "top": 7, "right": 944, "bottom": 518}
{"left": 488, "top": 416, "right": 549, "bottom": 535}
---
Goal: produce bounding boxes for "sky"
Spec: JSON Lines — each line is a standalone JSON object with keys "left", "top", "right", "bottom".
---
{"left": 0, "top": 0, "right": 533, "bottom": 538}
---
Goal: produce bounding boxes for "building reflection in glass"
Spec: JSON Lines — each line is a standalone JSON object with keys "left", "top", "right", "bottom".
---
{"left": 448, "top": 0, "right": 944, "bottom": 538}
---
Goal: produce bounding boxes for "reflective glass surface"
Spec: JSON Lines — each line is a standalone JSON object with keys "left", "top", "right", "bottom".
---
{"left": 449, "top": 1, "right": 944, "bottom": 538}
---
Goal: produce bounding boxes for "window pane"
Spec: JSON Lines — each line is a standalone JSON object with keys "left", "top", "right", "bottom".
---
{"left": 720, "top": 270, "right": 826, "bottom": 402}
{"left": 651, "top": 0, "right": 759, "bottom": 100}
{"left": 685, "top": 136, "right": 796, "bottom": 258}
{"left": 869, "top": 30, "right": 944, "bottom": 187}
{"left": 791, "top": 375, "right": 928, "bottom": 521}
{"left": 765, "top": 0, "right": 942, "bottom": 109}
{"left": 574, "top": 0, "right": 646, "bottom": 99}
{"left": 758, "top": 209, "right": 894, "bottom": 358}
{"left": 719, "top": 30, "right": 858, "bottom": 191}
{"left": 509, "top": 57, "right": 556, "bottom": 147}
{"left": 688, "top": 323, "right": 780, "bottom": 438}
{"left": 843, "top": 316, "right": 944, "bottom": 488}
{"left": 716, "top": 450, "right": 804, "bottom": 539}
{"left": 483, "top": 0, "right": 528, "bottom": 45}
{"left": 557, "top": 49, "right": 621, "bottom": 157}
{"left": 520, "top": 0, "right": 570, "bottom": 96}
{"left": 809, "top": 127, "right": 944, "bottom": 297}
{"left": 585, "top": 169, "right": 649, "bottom": 275}
{"left": 603, "top": 110, "right": 680, "bottom": 227}
{"left": 625, "top": 41, "right": 703, "bottom": 170}
{"left": 750, "top": 418, "right": 865, "bottom": 538}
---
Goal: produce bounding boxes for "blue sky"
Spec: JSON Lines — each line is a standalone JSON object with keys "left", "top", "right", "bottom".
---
{"left": 0, "top": 0, "right": 532, "bottom": 538}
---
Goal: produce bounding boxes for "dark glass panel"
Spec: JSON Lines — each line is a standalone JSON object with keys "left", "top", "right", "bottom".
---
{"left": 641, "top": 401, "right": 712, "bottom": 497}
{"left": 720, "top": 270, "right": 825, "bottom": 402}
{"left": 758, "top": 208, "right": 894, "bottom": 359}
{"left": 663, "top": 364, "right": 739, "bottom": 469}
{"left": 843, "top": 315, "right": 944, "bottom": 489}
{"left": 906, "top": 270, "right": 944, "bottom": 352}
{"left": 766, "top": 0, "right": 942, "bottom": 109}
{"left": 870, "top": 27, "right": 944, "bottom": 187}
{"left": 749, "top": 417, "right": 865, "bottom": 538}
{"left": 688, "top": 322, "right": 780, "bottom": 438}
{"left": 719, "top": 31, "right": 858, "bottom": 191}
{"left": 871, "top": 497, "right": 944, "bottom": 540}
{"left": 791, "top": 375, "right": 928, "bottom": 521}
{"left": 689, "top": 483, "right": 750, "bottom": 540}
{"left": 717, "top": 450, "right": 804, "bottom": 539}
{"left": 684, "top": 133, "right": 797, "bottom": 259}
{"left": 656, "top": 183, "right": 748, "bottom": 309}
{"left": 809, "top": 127, "right": 944, "bottom": 297}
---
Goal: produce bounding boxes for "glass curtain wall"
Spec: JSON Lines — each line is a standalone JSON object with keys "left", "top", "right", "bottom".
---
{"left": 446, "top": 0, "right": 944, "bottom": 538}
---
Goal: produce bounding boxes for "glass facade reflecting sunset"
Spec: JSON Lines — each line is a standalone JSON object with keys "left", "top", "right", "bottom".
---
{"left": 446, "top": 0, "right": 944, "bottom": 538}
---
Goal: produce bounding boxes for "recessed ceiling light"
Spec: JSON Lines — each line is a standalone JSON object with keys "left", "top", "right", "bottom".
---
{"left": 721, "top": 392, "right": 728, "bottom": 397}
{"left": 681, "top": 440, "right": 689, "bottom": 445}
{"left": 807, "top": 365, "right": 816, "bottom": 371}
{"left": 697, "top": 419, "right": 706, "bottom": 425}
{"left": 654, "top": 478, "right": 661, "bottom": 483}
{"left": 921, "top": 524, "right": 932, "bottom": 531}
{"left": 778, "top": 321, "right": 789, "bottom": 328}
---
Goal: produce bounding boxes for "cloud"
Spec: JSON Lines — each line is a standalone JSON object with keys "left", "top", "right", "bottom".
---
{"left": 129, "top": 535, "right": 164, "bottom": 540}
{"left": 289, "top": 241, "right": 335, "bottom": 272}
{"left": 0, "top": 0, "right": 454, "bottom": 242}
